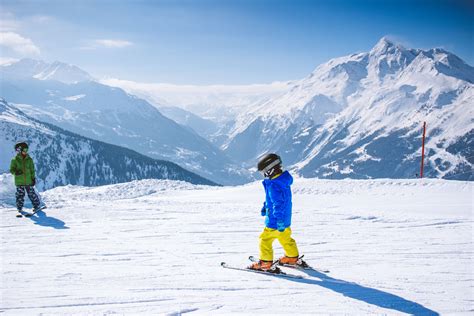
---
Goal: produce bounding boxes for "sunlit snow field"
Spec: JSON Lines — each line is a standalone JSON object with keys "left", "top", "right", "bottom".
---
{"left": 1, "top": 175, "right": 472, "bottom": 315}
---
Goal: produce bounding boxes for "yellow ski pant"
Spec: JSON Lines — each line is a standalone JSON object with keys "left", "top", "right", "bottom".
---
{"left": 259, "top": 227, "right": 299, "bottom": 261}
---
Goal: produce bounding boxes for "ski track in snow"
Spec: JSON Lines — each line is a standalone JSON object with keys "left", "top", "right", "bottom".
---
{"left": 0, "top": 178, "right": 472, "bottom": 315}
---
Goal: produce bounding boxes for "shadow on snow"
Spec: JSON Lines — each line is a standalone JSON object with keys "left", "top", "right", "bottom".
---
{"left": 289, "top": 268, "right": 439, "bottom": 315}
{"left": 28, "top": 210, "right": 69, "bottom": 229}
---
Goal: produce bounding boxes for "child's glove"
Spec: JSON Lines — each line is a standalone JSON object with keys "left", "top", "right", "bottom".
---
{"left": 260, "top": 202, "right": 266, "bottom": 216}
{"left": 32, "top": 178, "right": 36, "bottom": 186}
{"left": 277, "top": 220, "right": 286, "bottom": 232}
{"left": 15, "top": 170, "right": 23, "bottom": 176}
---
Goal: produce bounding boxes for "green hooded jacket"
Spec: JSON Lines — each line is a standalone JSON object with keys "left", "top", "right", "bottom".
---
{"left": 10, "top": 154, "right": 36, "bottom": 186}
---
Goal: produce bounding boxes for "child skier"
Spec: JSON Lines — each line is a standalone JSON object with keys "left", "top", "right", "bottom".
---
{"left": 248, "top": 153, "right": 308, "bottom": 272}
{"left": 10, "top": 142, "right": 42, "bottom": 215}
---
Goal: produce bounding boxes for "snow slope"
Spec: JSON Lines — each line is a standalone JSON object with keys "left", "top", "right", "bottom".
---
{"left": 1, "top": 178, "right": 472, "bottom": 314}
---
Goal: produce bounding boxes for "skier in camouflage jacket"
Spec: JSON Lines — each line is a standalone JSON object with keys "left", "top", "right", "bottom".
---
{"left": 10, "top": 142, "right": 41, "bottom": 212}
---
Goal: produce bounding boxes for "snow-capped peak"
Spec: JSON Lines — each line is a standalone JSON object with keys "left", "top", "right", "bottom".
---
{"left": 424, "top": 48, "right": 474, "bottom": 83}
{"left": 367, "top": 38, "right": 418, "bottom": 81}
{"left": 33, "top": 60, "right": 93, "bottom": 83}
{"left": 0, "top": 58, "right": 94, "bottom": 84}
{"left": 370, "top": 37, "right": 406, "bottom": 56}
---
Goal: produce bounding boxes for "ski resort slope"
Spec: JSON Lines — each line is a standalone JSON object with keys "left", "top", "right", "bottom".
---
{"left": 0, "top": 177, "right": 472, "bottom": 315}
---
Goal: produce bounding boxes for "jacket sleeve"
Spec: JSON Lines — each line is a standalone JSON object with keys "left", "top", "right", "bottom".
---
{"left": 9, "top": 158, "right": 16, "bottom": 174}
{"left": 268, "top": 185, "right": 285, "bottom": 221}
{"left": 30, "top": 158, "right": 36, "bottom": 179}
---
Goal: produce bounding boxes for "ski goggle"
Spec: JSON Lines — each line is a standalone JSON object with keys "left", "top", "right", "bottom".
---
{"left": 259, "top": 159, "right": 281, "bottom": 176}
{"left": 16, "top": 147, "right": 28, "bottom": 153}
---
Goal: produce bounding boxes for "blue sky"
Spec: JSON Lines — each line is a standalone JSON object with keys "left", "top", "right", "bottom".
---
{"left": 1, "top": 0, "right": 473, "bottom": 84}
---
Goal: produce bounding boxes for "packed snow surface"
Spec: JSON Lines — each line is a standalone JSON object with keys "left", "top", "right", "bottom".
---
{"left": 0, "top": 177, "right": 472, "bottom": 315}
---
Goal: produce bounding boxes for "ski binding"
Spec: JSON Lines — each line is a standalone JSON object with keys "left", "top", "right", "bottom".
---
{"left": 249, "top": 255, "right": 330, "bottom": 273}
{"left": 221, "top": 262, "right": 304, "bottom": 279}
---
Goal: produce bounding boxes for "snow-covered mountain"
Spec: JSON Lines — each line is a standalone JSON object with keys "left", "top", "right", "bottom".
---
{"left": 0, "top": 98, "right": 216, "bottom": 190}
{"left": 0, "top": 58, "right": 94, "bottom": 84}
{"left": 101, "top": 79, "right": 292, "bottom": 147}
{"left": 3, "top": 38, "right": 471, "bottom": 182}
{"left": 0, "top": 60, "right": 253, "bottom": 185}
{"left": 101, "top": 78, "right": 291, "bottom": 124}
{"left": 157, "top": 106, "right": 222, "bottom": 142}
{"left": 223, "top": 37, "right": 474, "bottom": 180}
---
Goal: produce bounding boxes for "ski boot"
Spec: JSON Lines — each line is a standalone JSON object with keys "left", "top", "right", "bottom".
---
{"left": 31, "top": 204, "right": 46, "bottom": 216}
{"left": 248, "top": 259, "right": 282, "bottom": 273}
{"left": 278, "top": 255, "right": 310, "bottom": 269}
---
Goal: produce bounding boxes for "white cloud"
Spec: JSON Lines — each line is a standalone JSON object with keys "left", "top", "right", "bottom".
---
{"left": 80, "top": 39, "right": 134, "bottom": 50}
{"left": 0, "top": 32, "right": 41, "bottom": 56}
{"left": 0, "top": 57, "right": 19, "bottom": 65}
{"left": 95, "top": 39, "right": 133, "bottom": 48}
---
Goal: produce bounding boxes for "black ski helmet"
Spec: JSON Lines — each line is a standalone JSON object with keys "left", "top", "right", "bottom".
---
{"left": 14, "top": 142, "right": 28, "bottom": 152}
{"left": 257, "top": 153, "right": 282, "bottom": 178}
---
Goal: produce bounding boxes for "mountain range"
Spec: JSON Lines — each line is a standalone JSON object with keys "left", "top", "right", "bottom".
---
{"left": 106, "top": 37, "right": 473, "bottom": 181}
{"left": 1, "top": 37, "right": 472, "bottom": 183}
{"left": 0, "top": 60, "right": 252, "bottom": 185}
{"left": 0, "top": 98, "right": 216, "bottom": 190}
{"left": 222, "top": 37, "right": 473, "bottom": 180}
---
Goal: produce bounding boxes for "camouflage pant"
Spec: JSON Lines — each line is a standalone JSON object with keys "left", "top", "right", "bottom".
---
{"left": 16, "top": 185, "right": 41, "bottom": 211}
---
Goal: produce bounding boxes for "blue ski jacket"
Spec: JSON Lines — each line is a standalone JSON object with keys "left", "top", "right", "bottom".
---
{"left": 262, "top": 170, "right": 293, "bottom": 230}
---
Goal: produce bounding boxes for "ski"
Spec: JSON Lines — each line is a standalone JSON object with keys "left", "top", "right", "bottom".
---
{"left": 280, "top": 263, "right": 330, "bottom": 274}
{"left": 30, "top": 205, "right": 47, "bottom": 216}
{"left": 220, "top": 262, "right": 304, "bottom": 279}
{"left": 249, "top": 255, "right": 330, "bottom": 273}
{"left": 17, "top": 205, "right": 46, "bottom": 218}
{"left": 17, "top": 210, "right": 33, "bottom": 217}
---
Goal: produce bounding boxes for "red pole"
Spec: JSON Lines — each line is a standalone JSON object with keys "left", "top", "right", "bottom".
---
{"left": 420, "top": 121, "right": 426, "bottom": 178}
